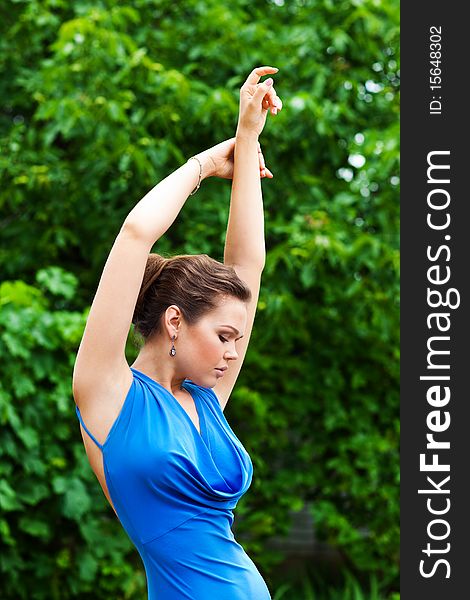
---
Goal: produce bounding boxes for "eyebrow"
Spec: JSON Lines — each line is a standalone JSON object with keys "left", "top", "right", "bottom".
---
{"left": 221, "top": 325, "right": 244, "bottom": 338}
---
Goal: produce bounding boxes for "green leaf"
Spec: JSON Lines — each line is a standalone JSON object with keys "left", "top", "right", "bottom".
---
{"left": 63, "top": 478, "right": 92, "bottom": 519}
{"left": 35, "top": 267, "right": 78, "bottom": 299}
{"left": 18, "top": 516, "right": 51, "bottom": 540}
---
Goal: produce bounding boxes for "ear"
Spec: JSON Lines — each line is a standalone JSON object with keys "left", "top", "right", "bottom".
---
{"left": 165, "top": 305, "right": 183, "bottom": 336}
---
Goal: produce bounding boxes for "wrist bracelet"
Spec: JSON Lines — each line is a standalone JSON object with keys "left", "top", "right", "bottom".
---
{"left": 187, "top": 156, "right": 202, "bottom": 196}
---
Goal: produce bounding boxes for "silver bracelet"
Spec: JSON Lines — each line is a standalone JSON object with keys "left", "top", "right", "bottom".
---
{"left": 187, "top": 156, "right": 202, "bottom": 196}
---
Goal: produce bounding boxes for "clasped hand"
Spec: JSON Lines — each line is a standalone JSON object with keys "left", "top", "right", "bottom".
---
{"left": 197, "top": 66, "right": 282, "bottom": 180}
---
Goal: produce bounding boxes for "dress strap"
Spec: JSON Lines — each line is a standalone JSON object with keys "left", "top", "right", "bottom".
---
{"left": 75, "top": 404, "right": 104, "bottom": 451}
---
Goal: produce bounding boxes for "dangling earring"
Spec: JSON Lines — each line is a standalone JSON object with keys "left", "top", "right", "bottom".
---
{"left": 169, "top": 334, "right": 176, "bottom": 357}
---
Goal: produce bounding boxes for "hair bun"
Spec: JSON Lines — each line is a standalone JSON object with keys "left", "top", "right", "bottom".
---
{"left": 133, "top": 254, "right": 167, "bottom": 324}
{"left": 131, "top": 253, "right": 252, "bottom": 345}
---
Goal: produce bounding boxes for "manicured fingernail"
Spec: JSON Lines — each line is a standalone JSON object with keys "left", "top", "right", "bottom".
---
{"left": 265, "top": 78, "right": 273, "bottom": 86}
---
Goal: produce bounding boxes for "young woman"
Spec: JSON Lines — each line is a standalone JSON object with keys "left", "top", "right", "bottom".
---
{"left": 72, "top": 65, "right": 283, "bottom": 599}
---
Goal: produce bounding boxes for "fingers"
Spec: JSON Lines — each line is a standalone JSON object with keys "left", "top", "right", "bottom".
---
{"left": 263, "top": 86, "right": 282, "bottom": 115}
{"left": 259, "top": 86, "right": 282, "bottom": 115}
{"left": 258, "top": 144, "right": 273, "bottom": 178}
{"left": 272, "top": 100, "right": 282, "bottom": 115}
{"left": 241, "top": 66, "right": 282, "bottom": 115}
{"left": 253, "top": 78, "right": 276, "bottom": 107}
{"left": 258, "top": 145, "right": 265, "bottom": 171}
{"left": 244, "top": 65, "right": 279, "bottom": 86}
{"left": 260, "top": 166, "right": 273, "bottom": 178}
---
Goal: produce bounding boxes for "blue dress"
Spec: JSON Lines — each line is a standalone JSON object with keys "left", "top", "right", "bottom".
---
{"left": 74, "top": 367, "right": 271, "bottom": 599}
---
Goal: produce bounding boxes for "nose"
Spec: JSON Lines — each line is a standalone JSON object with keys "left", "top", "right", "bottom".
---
{"left": 224, "top": 347, "right": 238, "bottom": 361}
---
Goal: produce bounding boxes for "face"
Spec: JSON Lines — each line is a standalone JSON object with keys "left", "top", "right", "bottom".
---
{"left": 175, "top": 296, "right": 248, "bottom": 388}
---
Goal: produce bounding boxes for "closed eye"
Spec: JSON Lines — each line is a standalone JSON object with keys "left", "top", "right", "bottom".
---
{"left": 219, "top": 335, "right": 229, "bottom": 343}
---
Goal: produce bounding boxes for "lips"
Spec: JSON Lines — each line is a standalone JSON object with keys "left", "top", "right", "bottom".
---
{"left": 215, "top": 367, "right": 227, "bottom": 372}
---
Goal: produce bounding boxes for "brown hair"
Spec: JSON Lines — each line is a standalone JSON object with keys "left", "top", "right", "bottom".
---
{"left": 132, "top": 253, "right": 252, "bottom": 345}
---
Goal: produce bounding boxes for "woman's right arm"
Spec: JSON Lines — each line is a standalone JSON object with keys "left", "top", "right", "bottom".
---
{"left": 72, "top": 153, "right": 214, "bottom": 400}
{"left": 124, "top": 152, "right": 214, "bottom": 243}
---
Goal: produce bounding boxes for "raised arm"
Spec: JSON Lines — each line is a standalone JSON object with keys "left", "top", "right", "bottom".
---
{"left": 124, "top": 153, "right": 214, "bottom": 242}
{"left": 224, "top": 66, "right": 282, "bottom": 267}
{"left": 213, "top": 66, "right": 283, "bottom": 407}
{"left": 72, "top": 153, "right": 214, "bottom": 397}
{"left": 73, "top": 66, "right": 282, "bottom": 407}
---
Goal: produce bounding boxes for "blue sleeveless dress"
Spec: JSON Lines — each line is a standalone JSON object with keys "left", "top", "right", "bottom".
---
{"left": 74, "top": 367, "right": 271, "bottom": 599}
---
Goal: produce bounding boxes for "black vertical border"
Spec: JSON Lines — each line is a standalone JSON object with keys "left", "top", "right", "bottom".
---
{"left": 401, "top": 3, "right": 468, "bottom": 598}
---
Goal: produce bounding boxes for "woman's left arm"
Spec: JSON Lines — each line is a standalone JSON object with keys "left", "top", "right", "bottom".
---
{"left": 211, "top": 67, "right": 281, "bottom": 407}
{"left": 223, "top": 132, "right": 266, "bottom": 268}
{"left": 223, "top": 66, "right": 282, "bottom": 268}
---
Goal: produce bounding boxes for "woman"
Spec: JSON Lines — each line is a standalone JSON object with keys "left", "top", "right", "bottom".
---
{"left": 72, "top": 65, "right": 283, "bottom": 599}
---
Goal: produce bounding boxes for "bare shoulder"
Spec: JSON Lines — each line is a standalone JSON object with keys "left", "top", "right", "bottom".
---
{"left": 73, "top": 361, "right": 134, "bottom": 448}
{"left": 73, "top": 363, "right": 134, "bottom": 517}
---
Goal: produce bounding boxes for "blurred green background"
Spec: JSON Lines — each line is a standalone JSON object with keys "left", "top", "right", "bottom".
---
{"left": 0, "top": 0, "right": 399, "bottom": 598}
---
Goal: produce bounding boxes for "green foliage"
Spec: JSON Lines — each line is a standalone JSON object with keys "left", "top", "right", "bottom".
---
{"left": 0, "top": 270, "right": 147, "bottom": 598}
{"left": 272, "top": 570, "right": 400, "bottom": 600}
{"left": 1, "top": 0, "right": 399, "bottom": 596}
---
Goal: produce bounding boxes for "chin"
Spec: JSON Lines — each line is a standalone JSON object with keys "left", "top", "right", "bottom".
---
{"left": 188, "top": 374, "right": 216, "bottom": 389}
{"left": 185, "top": 375, "right": 203, "bottom": 386}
